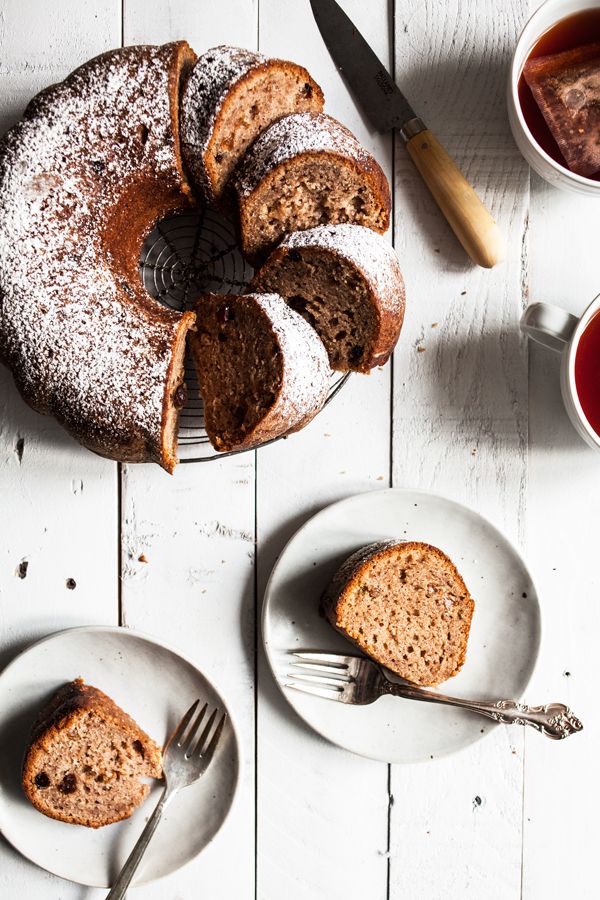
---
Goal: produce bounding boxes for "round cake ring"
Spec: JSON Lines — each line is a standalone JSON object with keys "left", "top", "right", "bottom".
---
{"left": 139, "top": 209, "right": 350, "bottom": 463}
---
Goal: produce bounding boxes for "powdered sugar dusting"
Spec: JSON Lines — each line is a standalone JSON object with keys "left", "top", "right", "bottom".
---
{"left": 250, "top": 292, "right": 331, "bottom": 430}
{"left": 181, "top": 45, "right": 267, "bottom": 200}
{"left": 324, "top": 540, "right": 402, "bottom": 597}
{"left": 0, "top": 43, "right": 191, "bottom": 464}
{"left": 281, "top": 223, "right": 405, "bottom": 317}
{"left": 234, "top": 112, "right": 375, "bottom": 198}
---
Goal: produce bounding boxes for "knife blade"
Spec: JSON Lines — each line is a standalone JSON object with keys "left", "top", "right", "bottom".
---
{"left": 310, "top": 0, "right": 505, "bottom": 269}
{"left": 309, "top": 0, "right": 419, "bottom": 135}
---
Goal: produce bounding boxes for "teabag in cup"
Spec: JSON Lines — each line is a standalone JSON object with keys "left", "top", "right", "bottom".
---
{"left": 523, "top": 41, "right": 600, "bottom": 178}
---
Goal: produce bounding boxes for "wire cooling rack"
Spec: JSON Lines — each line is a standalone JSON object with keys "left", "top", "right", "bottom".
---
{"left": 139, "top": 209, "right": 349, "bottom": 463}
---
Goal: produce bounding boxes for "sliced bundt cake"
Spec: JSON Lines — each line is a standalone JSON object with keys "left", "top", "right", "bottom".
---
{"left": 233, "top": 112, "right": 391, "bottom": 261}
{"left": 22, "top": 679, "right": 162, "bottom": 828}
{"left": 321, "top": 541, "right": 475, "bottom": 686}
{"left": 181, "top": 45, "right": 324, "bottom": 204}
{"left": 253, "top": 223, "right": 405, "bottom": 372}
{"left": 0, "top": 42, "right": 197, "bottom": 472}
{"left": 190, "top": 292, "right": 331, "bottom": 452}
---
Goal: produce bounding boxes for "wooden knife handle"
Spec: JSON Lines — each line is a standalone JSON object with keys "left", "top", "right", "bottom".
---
{"left": 405, "top": 128, "right": 505, "bottom": 269}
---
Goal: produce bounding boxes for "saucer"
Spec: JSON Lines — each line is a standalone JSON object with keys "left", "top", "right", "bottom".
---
{"left": 0, "top": 626, "right": 240, "bottom": 887}
{"left": 262, "top": 488, "right": 541, "bottom": 764}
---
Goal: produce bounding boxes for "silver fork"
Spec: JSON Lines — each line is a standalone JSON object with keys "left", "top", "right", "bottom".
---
{"left": 287, "top": 651, "right": 583, "bottom": 740}
{"left": 106, "top": 699, "right": 227, "bottom": 899}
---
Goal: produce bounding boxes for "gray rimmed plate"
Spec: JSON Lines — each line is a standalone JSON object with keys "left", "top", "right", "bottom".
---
{"left": 0, "top": 626, "right": 240, "bottom": 887}
{"left": 262, "top": 488, "right": 541, "bottom": 764}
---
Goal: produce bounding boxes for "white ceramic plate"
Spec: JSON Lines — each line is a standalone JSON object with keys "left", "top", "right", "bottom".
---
{"left": 262, "top": 488, "right": 541, "bottom": 764}
{"left": 0, "top": 626, "right": 240, "bottom": 887}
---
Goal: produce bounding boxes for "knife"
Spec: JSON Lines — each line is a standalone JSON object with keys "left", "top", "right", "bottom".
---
{"left": 309, "top": 0, "right": 505, "bottom": 269}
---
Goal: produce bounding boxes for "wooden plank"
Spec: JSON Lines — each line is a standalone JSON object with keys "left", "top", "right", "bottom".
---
{"left": 118, "top": 462, "right": 255, "bottom": 900}
{"left": 0, "top": 1, "right": 120, "bottom": 898}
{"left": 123, "top": 0, "right": 257, "bottom": 48}
{"left": 389, "top": 1, "right": 530, "bottom": 897}
{"left": 255, "top": 2, "right": 393, "bottom": 898}
{"left": 0, "top": 0, "right": 119, "bottom": 133}
{"left": 522, "top": 178, "right": 599, "bottom": 896}
{"left": 7, "top": 1, "right": 599, "bottom": 897}
{"left": 120, "top": 3, "right": 258, "bottom": 898}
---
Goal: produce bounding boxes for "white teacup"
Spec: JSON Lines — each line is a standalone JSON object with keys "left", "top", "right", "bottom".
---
{"left": 521, "top": 296, "right": 600, "bottom": 449}
{"left": 507, "top": 0, "right": 600, "bottom": 197}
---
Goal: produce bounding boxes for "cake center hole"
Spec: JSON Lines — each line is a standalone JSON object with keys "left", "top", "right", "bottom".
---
{"left": 139, "top": 208, "right": 253, "bottom": 314}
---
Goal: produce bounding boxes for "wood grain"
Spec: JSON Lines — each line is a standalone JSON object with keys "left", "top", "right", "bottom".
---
{"left": 390, "top": 1, "right": 530, "bottom": 897}
{"left": 255, "top": 2, "right": 393, "bottom": 898}
{"left": 118, "top": 4, "right": 258, "bottom": 899}
{"left": 0, "top": 3, "right": 120, "bottom": 899}
{"left": 523, "top": 171, "right": 599, "bottom": 899}
{"left": 0, "top": 0, "right": 597, "bottom": 897}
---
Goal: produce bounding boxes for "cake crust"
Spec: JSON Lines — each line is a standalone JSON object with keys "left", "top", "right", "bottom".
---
{"left": 22, "top": 679, "right": 162, "bottom": 828}
{"left": 233, "top": 112, "right": 391, "bottom": 262}
{"left": 253, "top": 224, "right": 405, "bottom": 372}
{"left": 321, "top": 540, "right": 475, "bottom": 686}
{"left": 0, "top": 42, "right": 197, "bottom": 471}
{"left": 190, "top": 292, "right": 331, "bottom": 452}
{"left": 181, "top": 46, "right": 324, "bottom": 204}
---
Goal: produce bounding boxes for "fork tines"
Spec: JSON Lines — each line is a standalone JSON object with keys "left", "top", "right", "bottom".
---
{"left": 285, "top": 651, "right": 358, "bottom": 702}
{"left": 173, "top": 699, "right": 227, "bottom": 759}
{"left": 292, "top": 651, "right": 351, "bottom": 667}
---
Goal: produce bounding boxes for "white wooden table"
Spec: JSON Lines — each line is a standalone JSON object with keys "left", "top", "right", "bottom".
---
{"left": 0, "top": 1, "right": 597, "bottom": 897}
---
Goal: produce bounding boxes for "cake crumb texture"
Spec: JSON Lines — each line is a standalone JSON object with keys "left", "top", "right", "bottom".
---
{"left": 321, "top": 541, "right": 475, "bottom": 686}
{"left": 22, "top": 679, "right": 162, "bottom": 828}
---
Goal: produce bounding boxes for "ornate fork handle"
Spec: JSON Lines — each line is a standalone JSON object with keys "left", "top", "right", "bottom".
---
{"left": 384, "top": 682, "right": 583, "bottom": 739}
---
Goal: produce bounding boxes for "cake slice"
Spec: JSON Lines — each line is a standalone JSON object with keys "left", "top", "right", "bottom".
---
{"left": 22, "top": 679, "right": 162, "bottom": 828}
{"left": 233, "top": 112, "right": 391, "bottom": 261}
{"left": 190, "top": 292, "right": 331, "bottom": 452}
{"left": 181, "top": 46, "right": 324, "bottom": 204}
{"left": 321, "top": 541, "right": 475, "bottom": 686}
{"left": 252, "top": 224, "right": 405, "bottom": 372}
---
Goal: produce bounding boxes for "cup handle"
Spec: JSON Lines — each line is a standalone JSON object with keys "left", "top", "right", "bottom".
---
{"left": 520, "top": 302, "right": 578, "bottom": 353}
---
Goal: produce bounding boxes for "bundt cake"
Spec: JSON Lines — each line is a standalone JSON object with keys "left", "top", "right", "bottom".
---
{"left": 0, "top": 42, "right": 197, "bottom": 472}
{"left": 252, "top": 224, "right": 405, "bottom": 372}
{"left": 190, "top": 292, "right": 331, "bottom": 452}
{"left": 22, "top": 679, "right": 162, "bottom": 828}
{"left": 0, "top": 41, "right": 399, "bottom": 466}
{"left": 181, "top": 45, "right": 324, "bottom": 205}
{"left": 233, "top": 112, "right": 391, "bottom": 262}
{"left": 321, "top": 541, "right": 475, "bottom": 686}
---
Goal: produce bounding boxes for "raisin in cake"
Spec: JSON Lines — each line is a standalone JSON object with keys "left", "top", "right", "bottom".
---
{"left": 190, "top": 292, "right": 331, "bottom": 452}
{"left": 22, "top": 679, "right": 162, "bottom": 828}
{"left": 181, "top": 46, "right": 324, "bottom": 204}
{"left": 321, "top": 541, "right": 475, "bottom": 686}
{"left": 233, "top": 112, "right": 391, "bottom": 261}
{"left": 253, "top": 223, "right": 405, "bottom": 372}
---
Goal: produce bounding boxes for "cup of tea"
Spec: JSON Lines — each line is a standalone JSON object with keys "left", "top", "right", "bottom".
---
{"left": 508, "top": 0, "right": 600, "bottom": 196}
{"left": 521, "top": 295, "right": 600, "bottom": 449}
